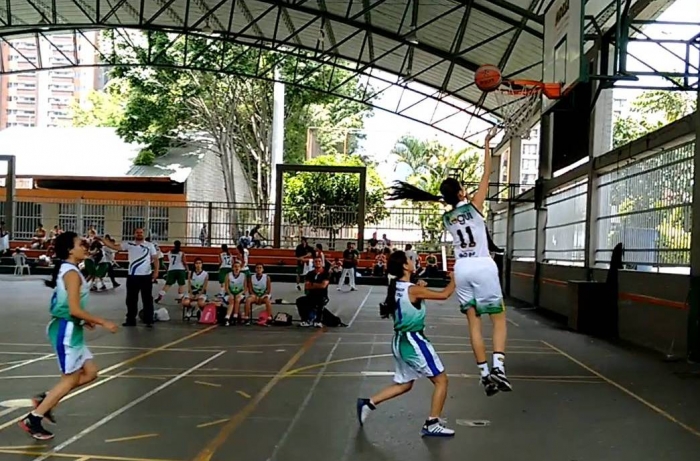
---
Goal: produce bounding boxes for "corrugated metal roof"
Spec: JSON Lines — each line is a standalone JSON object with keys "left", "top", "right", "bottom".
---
{"left": 0, "top": 127, "right": 204, "bottom": 182}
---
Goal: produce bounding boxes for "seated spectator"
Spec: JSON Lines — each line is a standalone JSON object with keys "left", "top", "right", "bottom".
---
{"left": 182, "top": 257, "right": 209, "bottom": 320}
{"left": 368, "top": 232, "right": 379, "bottom": 254}
{"left": 297, "top": 256, "right": 330, "bottom": 328}
{"left": 329, "top": 258, "right": 342, "bottom": 284}
{"left": 244, "top": 264, "right": 273, "bottom": 325}
{"left": 31, "top": 223, "right": 47, "bottom": 249}
{"left": 422, "top": 252, "right": 440, "bottom": 278}
{"left": 373, "top": 251, "right": 386, "bottom": 276}
{"left": 223, "top": 261, "right": 248, "bottom": 326}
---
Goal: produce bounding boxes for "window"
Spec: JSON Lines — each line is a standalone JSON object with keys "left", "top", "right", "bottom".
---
{"left": 149, "top": 207, "right": 169, "bottom": 242}
{"left": 522, "top": 174, "right": 537, "bottom": 185}
{"left": 83, "top": 204, "right": 105, "bottom": 236}
{"left": 521, "top": 158, "right": 537, "bottom": 171}
{"left": 15, "top": 202, "right": 42, "bottom": 240}
{"left": 122, "top": 206, "right": 145, "bottom": 239}
{"left": 522, "top": 144, "right": 538, "bottom": 157}
{"left": 59, "top": 203, "right": 77, "bottom": 232}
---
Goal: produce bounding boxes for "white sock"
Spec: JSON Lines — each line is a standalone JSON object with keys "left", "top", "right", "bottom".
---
{"left": 158, "top": 290, "right": 166, "bottom": 297}
{"left": 493, "top": 352, "right": 505, "bottom": 372}
{"left": 477, "top": 362, "right": 490, "bottom": 378}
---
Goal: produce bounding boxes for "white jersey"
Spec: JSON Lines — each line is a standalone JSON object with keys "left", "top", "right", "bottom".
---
{"left": 153, "top": 242, "right": 164, "bottom": 259}
{"left": 442, "top": 200, "right": 490, "bottom": 259}
{"left": 168, "top": 251, "right": 186, "bottom": 271}
{"left": 190, "top": 270, "right": 208, "bottom": 293}
{"left": 220, "top": 253, "right": 233, "bottom": 269}
{"left": 103, "top": 247, "right": 116, "bottom": 265}
{"left": 227, "top": 271, "right": 246, "bottom": 295}
{"left": 250, "top": 273, "right": 268, "bottom": 296}
{"left": 119, "top": 241, "right": 156, "bottom": 276}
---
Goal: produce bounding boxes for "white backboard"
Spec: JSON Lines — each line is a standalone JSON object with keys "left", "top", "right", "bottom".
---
{"left": 542, "top": 0, "right": 584, "bottom": 113}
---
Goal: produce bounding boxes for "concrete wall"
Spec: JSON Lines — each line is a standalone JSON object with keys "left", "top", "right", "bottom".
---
{"left": 507, "top": 262, "right": 690, "bottom": 356}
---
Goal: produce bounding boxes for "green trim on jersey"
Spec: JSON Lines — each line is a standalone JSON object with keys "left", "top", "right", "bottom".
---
{"left": 460, "top": 299, "right": 505, "bottom": 316}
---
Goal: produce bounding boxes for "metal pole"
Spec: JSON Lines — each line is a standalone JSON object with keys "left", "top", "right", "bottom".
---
{"left": 688, "top": 97, "right": 700, "bottom": 362}
{"left": 4, "top": 156, "right": 15, "bottom": 238}
{"left": 534, "top": 112, "right": 553, "bottom": 306}
{"left": 357, "top": 167, "right": 367, "bottom": 251}
{"left": 270, "top": 67, "right": 285, "bottom": 209}
{"left": 273, "top": 165, "right": 284, "bottom": 248}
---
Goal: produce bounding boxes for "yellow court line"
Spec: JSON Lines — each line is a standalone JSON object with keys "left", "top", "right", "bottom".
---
{"left": 105, "top": 433, "right": 159, "bottom": 443}
{"left": 197, "top": 419, "right": 229, "bottom": 429}
{"left": 0, "top": 343, "right": 215, "bottom": 353}
{"left": 76, "top": 457, "right": 91, "bottom": 461}
{"left": 0, "top": 444, "right": 47, "bottom": 450}
{"left": 193, "top": 329, "right": 324, "bottom": 461}
{"left": 0, "top": 324, "right": 217, "bottom": 434}
{"left": 195, "top": 381, "right": 222, "bottom": 388}
{"left": 542, "top": 340, "right": 700, "bottom": 438}
{"left": 0, "top": 449, "right": 180, "bottom": 461}
{"left": 236, "top": 390, "right": 252, "bottom": 399}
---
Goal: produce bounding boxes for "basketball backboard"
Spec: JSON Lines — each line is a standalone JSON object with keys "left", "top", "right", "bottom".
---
{"left": 542, "top": 0, "right": 585, "bottom": 113}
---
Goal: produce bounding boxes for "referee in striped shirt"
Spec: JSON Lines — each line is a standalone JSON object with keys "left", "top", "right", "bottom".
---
{"left": 102, "top": 228, "right": 159, "bottom": 328}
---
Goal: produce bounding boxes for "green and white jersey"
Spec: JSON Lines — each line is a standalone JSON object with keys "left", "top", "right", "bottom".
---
{"left": 251, "top": 273, "right": 268, "bottom": 297}
{"left": 227, "top": 271, "right": 246, "bottom": 295}
{"left": 393, "top": 281, "right": 426, "bottom": 333}
{"left": 190, "top": 270, "right": 208, "bottom": 293}
{"left": 220, "top": 253, "right": 233, "bottom": 269}
{"left": 47, "top": 263, "right": 89, "bottom": 348}
{"left": 168, "top": 251, "right": 186, "bottom": 271}
{"left": 442, "top": 200, "right": 489, "bottom": 259}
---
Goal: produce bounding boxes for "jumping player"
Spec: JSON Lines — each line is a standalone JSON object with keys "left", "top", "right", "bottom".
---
{"left": 357, "top": 250, "right": 456, "bottom": 437}
{"left": 387, "top": 127, "right": 511, "bottom": 396}
{"left": 20, "top": 232, "right": 118, "bottom": 440}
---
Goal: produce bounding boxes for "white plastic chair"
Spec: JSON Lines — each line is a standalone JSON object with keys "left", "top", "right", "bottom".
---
{"left": 13, "top": 253, "right": 30, "bottom": 275}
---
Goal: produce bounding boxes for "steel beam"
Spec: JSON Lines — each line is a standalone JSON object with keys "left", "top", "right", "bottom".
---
{"left": 1, "top": 155, "right": 15, "bottom": 239}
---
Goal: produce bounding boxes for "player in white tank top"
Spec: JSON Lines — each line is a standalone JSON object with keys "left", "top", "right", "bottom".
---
{"left": 182, "top": 258, "right": 209, "bottom": 319}
{"left": 224, "top": 261, "right": 248, "bottom": 325}
{"left": 387, "top": 126, "right": 511, "bottom": 396}
{"left": 243, "top": 264, "right": 273, "bottom": 325}
{"left": 155, "top": 241, "right": 188, "bottom": 304}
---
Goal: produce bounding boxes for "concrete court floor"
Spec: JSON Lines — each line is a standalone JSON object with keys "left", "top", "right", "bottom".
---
{"left": 0, "top": 276, "right": 699, "bottom": 461}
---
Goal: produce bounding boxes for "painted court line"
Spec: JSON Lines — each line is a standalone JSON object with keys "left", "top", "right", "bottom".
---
{"left": 542, "top": 340, "right": 700, "bottom": 438}
{"left": 197, "top": 418, "right": 229, "bottom": 429}
{"left": 195, "top": 381, "right": 222, "bottom": 388}
{"left": 0, "top": 353, "right": 54, "bottom": 373}
{"left": 31, "top": 351, "right": 226, "bottom": 461}
{"left": 193, "top": 329, "right": 324, "bottom": 461}
{"left": 267, "top": 337, "right": 342, "bottom": 461}
{"left": 0, "top": 369, "right": 132, "bottom": 432}
{"left": 105, "top": 433, "right": 159, "bottom": 443}
{"left": 236, "top": 390, "right": 251, "bottom": 399}
{"left": 348, "top": 286, "right": 373, "bottom": 328}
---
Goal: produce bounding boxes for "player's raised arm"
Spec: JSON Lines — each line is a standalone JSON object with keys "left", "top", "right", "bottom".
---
{"left": 471, "top": 126, "right": 499, "bottom": 213}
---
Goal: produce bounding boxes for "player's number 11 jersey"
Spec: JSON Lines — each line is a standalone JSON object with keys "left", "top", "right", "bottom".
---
{"left": 442, "top": 201, "right": 490, "bottom": 259}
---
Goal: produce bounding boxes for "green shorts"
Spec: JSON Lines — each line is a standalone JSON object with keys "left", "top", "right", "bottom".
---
{"left": 84, "top": 260, "right": 109, "bottom": 278}
{"left": 166, "top": 270, "right": 187, "bottom": 286}
{"left": 219, "top": 268, "right": 232, "bottom": 284}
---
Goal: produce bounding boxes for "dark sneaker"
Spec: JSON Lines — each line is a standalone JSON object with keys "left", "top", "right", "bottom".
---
{"left": 481, "top": 376, "right": 499, "bottom": 396}
{"left": 421, "top": 418, "right": 455, "bottom": 437}
{"left": 31, "top": 393, "right": 56, "bottom": 424}
{"left": 19, "top": 414, "right": 54, "bottom": 440}
{"left": 356, "top": 398, "right": 374, "bottom": 426}
{"left": 489, "top": 368, "right": 513, "bottom": 392}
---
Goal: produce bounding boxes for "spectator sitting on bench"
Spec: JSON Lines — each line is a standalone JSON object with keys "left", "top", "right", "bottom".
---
{"left": 182, "top": 257, "right": 209, "bottom": 320}
{"left": 373, "top": 251, "right": 387, "bottom": 276}
{"left": 297, "top": 256, "right": 330, "bottom": 328}
{"left": 329, "top": 258, "right": 342, "bottom": 284}
{"left": 223, "top": 261, "right": 248, "bottom": 326}
{"left": 31, "top": 223, "right": 47, "bottom": 249}
{"left": 244, "top": 263, "right": 273, "bottom": 325}
{"left": 421, "top": 253, "right": 440, "bottom": 278}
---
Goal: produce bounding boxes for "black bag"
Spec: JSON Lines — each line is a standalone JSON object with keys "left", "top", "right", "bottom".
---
{"left": 272, "top": 312, "right": 293, "bottom": 326}
{"left": 320, "top": 308, "right": 346, "bottom": 327}
{"left": 216, "top": 305, "right": 228, "bottom": 325}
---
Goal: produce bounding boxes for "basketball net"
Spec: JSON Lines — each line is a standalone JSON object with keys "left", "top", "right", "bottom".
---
{"left": 492, "top": 80, "right": 562, "bottom": 139}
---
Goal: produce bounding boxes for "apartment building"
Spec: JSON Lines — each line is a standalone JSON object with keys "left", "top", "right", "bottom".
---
{"left": 0, "top": 32, "right": 104, "bottom": 129}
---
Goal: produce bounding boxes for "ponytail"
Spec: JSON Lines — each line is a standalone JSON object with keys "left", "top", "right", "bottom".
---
{"left": 45, "top": 260, "right": 63, "bottom": 288}
{"left": 173, "top": 240, "right": 182, "bottom": 254}
{"left": 387, "top": 181, "right": 443, "bottom": 203}
{"left": 380, "top": 278, "right": 399, "bottom": 319}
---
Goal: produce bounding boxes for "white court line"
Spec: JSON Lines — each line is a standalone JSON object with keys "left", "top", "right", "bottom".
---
{"left": 348, "top": 286, "right": 373, "bottom": 328}
{"left": 0, "top": 354, "right": 54, "bottom": 374}
{"left": 31, "top": 351, "right": 226, "bottom": 461}
{"left": 266, "top": 338, "right": 342, "bottom": 461}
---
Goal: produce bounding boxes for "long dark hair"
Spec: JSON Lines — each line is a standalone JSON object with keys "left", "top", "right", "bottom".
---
{"left": 381, "top": 251, "right": 409, "bottom": 318}
{"left": 387, "top": 178, "right": 463, "bottom": 207}
{"left": 172, "top": 240, "right": 182, "bottom": 254}
{"left": 45, "top": 231, "right": 79, "bottom": 288}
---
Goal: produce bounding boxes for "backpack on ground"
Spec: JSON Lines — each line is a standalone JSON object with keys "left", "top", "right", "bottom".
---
{"left": 198, "top": 304, "right": 218, "bottom": 324}
{"left": 321, "top": 308, "right": 346, "bottom": 327}
{"left": 272, "top": 312, "right": 293, "bottom": 326}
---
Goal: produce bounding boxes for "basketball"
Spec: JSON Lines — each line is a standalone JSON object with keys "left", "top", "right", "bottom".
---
{"left": 475, "top": 64, "right": 502, "bottom": 92}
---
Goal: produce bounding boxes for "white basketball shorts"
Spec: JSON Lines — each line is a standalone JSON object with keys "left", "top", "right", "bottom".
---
{"left": 391, "top": 331, "right": 445, "bottom": 384}
{"left": 56, "top": 345, "right": 93, "bottom": 375}
{"left": 454, "top": 256, "right": 504, "bottom": 315}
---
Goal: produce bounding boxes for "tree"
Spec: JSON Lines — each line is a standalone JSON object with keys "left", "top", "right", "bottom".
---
{"left": 282, "top": 154, "right": 387, "bottom": 248}
{"left": 71, "top": 79, "right": 129, "bottom": 128}
{"left": 392, "top": 135, "right": 481, "bottom": 248}
{"left": 105, "top": 30, "right": 374, "bottom": 208}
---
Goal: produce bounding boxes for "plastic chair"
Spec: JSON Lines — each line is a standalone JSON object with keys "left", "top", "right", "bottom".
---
{"left": 13, "top": 253, "right": 30, "bottom": 275}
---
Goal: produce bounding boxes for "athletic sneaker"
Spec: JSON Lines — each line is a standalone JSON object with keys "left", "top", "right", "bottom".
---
{"left": 481, "top": 376, "right": 499, "bottom": 397}
{"left": 155, "top": 294, "right": 163, "bottom": 304}
{"left": 421, "top": 418, "right": 455, "bottom": 437}
{"left": 19, "top": 414, "right": 54, "bottom": 440}
{"left": 299, "top": 321, "right": 312, "bottom": 327}
{"left": 356, "top": 398, "right": 375, "bottom": 426}
{"left": 31, "top": 393, "right": 56, "bottom": 424}
{"left": 313, "top": 322, "right": 323, "bottom": 328}
{"left": 489, "top": 368, "right": 513, "bottom": 392}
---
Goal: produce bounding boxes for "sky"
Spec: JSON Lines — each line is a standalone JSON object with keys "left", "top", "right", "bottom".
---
{"left": 355, "top": 0, "right": 699, "bottom": 183}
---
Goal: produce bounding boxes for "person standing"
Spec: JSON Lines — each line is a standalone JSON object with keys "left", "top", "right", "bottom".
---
{"left": 338, "top": 242, "right": 359, "bottom": 292}
{"left": 101, "top": 228, "right": 159, "bottom": 328}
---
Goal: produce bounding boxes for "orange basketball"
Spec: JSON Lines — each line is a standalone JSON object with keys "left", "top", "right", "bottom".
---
{"left": 475, "top": 64, "right": 503, "bottom": 92}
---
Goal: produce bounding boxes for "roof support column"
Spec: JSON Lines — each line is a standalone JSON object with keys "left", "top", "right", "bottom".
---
{"left": 688, "top": 96, "right": 700, "bottom": 361}
{"left": 2, "top": 155, "right": 15, "bottom": 239}
{"left": 533, "top": 112, "right": 553, "bottom": 307}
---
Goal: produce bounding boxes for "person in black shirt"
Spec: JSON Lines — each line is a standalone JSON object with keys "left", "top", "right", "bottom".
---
{"left": 338, "top": 241, "right": 359, "bottom": 291}
{"left": 294, "top": 237, "right": 314, "bottom": 291}
{"left": 296, "top": 256, "right": 330, "bottom": 328}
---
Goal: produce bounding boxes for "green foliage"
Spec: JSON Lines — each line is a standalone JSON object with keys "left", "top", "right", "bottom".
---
{"left": 71, "top": 79, "right": 129, "bottom": 128}
{"left": 134, "top": 148, "right": 156, "bottom": 166}
{"left": 392, "top": 136, "right": 481, "bottom": 249}
{"left": 282, "top": 154, "right": 387, "bottom": 245}
{"left": 103, "top": 30, "right": 373, "bottom": 204}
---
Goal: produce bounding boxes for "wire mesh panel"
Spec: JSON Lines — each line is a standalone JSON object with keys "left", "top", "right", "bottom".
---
{"left": 596, "top": 142, "right": 694, "bottom": 269}
{"left": 544, "top": 181, "right": 587, "bottom": 264}
{"left": 512, "top": 203, "right": 536, "bottom": 260}
{"left": 492, "top": 211, "right": 507, "bottom": 250}
{"left": 14, "top": 201, "right": 42, "bottom": 240}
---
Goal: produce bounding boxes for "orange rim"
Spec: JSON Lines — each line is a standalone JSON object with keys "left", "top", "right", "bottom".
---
{"left": 498, "top": 79, "right": 562, "bottom": 99}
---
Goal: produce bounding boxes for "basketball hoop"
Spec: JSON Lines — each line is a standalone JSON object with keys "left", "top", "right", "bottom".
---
{"left": 493, "top": 79, "right": 562, "bottom": 139}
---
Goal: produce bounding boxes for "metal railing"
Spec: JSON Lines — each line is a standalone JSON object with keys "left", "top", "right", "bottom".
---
{"left": 512, "top": 202, "right": 536, "bottom": 260}
{"left": 544, "top": 180, "right": 587, "bottom": 265}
